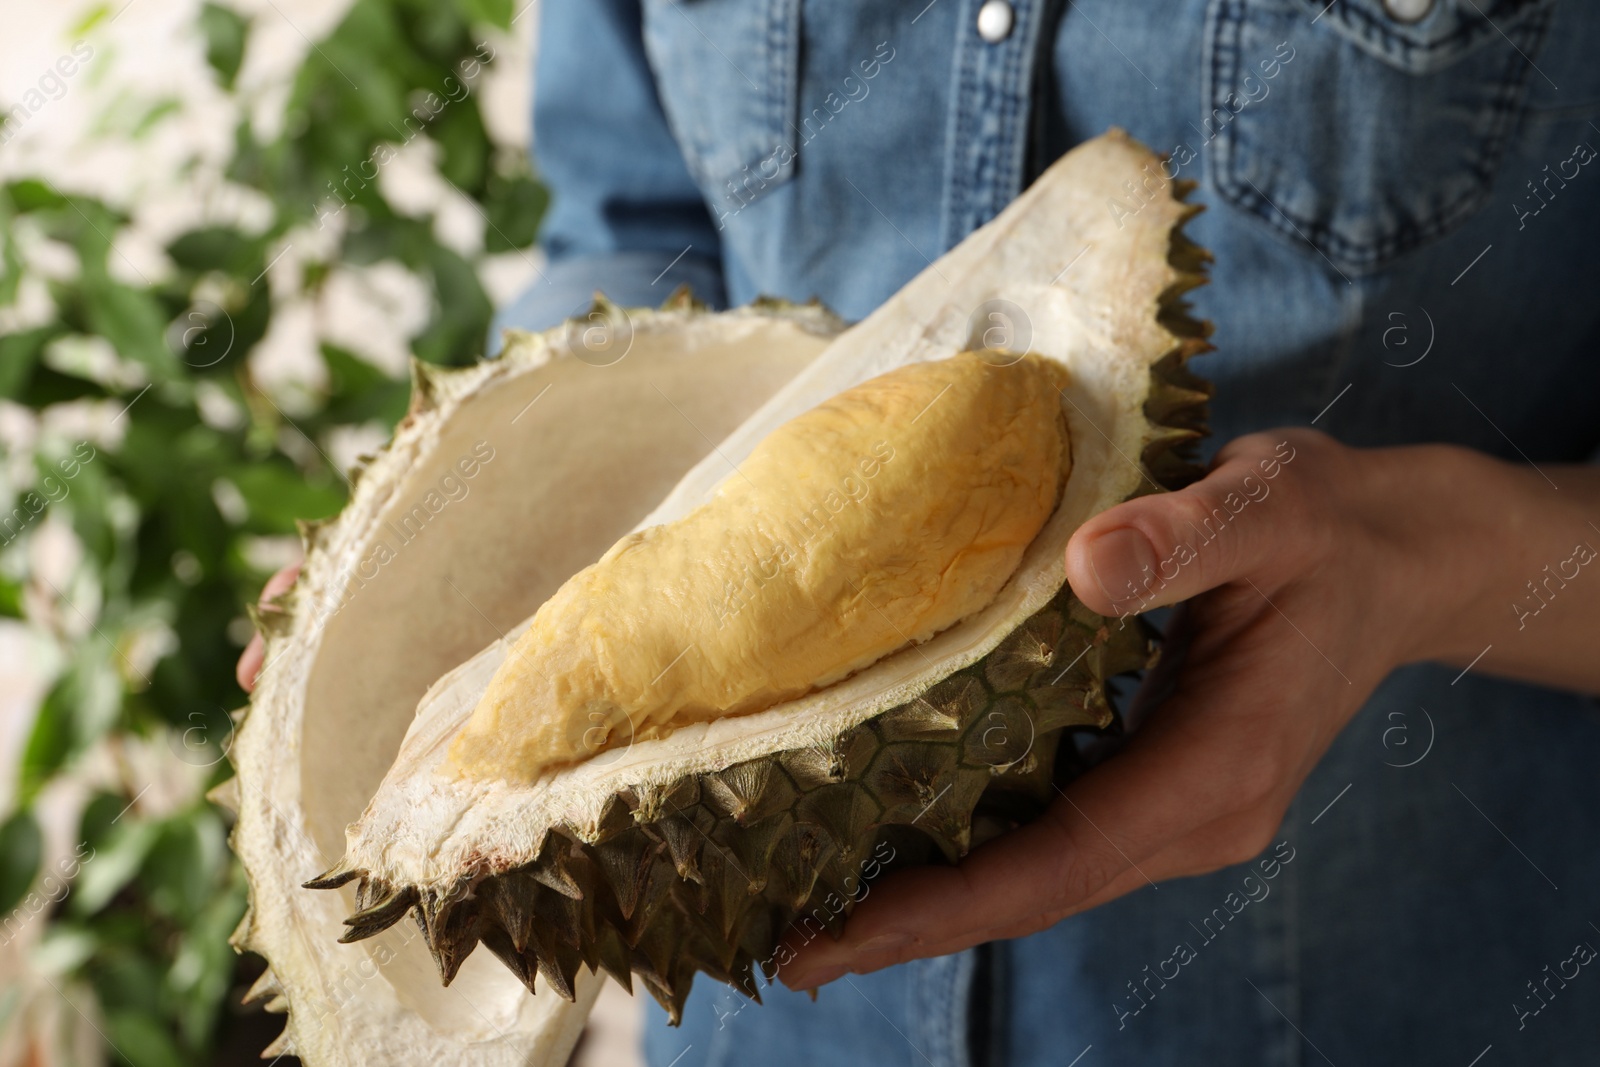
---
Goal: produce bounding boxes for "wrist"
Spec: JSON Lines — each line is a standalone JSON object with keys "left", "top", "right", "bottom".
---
{"left": 1371, "top": 445, "right": 1527, "bottom": 668}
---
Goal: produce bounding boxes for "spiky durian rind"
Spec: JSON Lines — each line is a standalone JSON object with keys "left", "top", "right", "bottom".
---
{"left": 315, "top": 586, "right": 1159, "bottom": 1023}
{"left": 310, "top": 187, "right": 1213, "bottom": 1024}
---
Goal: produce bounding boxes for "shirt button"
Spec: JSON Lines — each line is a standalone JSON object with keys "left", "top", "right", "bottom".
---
{"left": 976, "top": 0, "right": 1014, "bottom": 43}
{"left": 1382, "top": 0, "right": 1435, "bottom": 22}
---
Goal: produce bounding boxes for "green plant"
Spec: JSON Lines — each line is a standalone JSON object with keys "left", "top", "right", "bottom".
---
{"left": 0, "top": 1, "right": 543, "bottom": 1062}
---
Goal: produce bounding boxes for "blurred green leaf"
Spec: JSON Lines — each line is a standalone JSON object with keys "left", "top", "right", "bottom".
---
{"left": 199, "top": 3, "right": 249, "bottom": 90}
{"left": 81, "top": 279, "right": 181, "bottom": 383}
{"left": 72, "top": 818, "right": 160, "bottom": 916}
{"left": 70, "top": 4, "right": 112, "bottom": 38}
{"left": 0, "top": 809, "right": 44, "bottom": 917}
{"left": 484, "top": 167, "right": 547, "bottom": 253}
{"left": 5, "top": 178, "right": 71, "bottom": 213}
{"left": 169, "top": 862, "right": 246, "bottom": 1049}
{"left": 20, "top": 649, "right": 122, "bottom": 803}
{"left": 227, "top": 463, "right": 346, "bottom": 530}
{"left": 129, "top": 99, "right": 182, "bottom": 140}
{"left": 60, "top": 444, "right": 119, "bottom": 567}
{"left": 166, "top": 226, "right": 262, "bottom": 276}
{"left": 412, "top": 242, "right": 492, "bottom": 366}
{"left": 53, "top": 196, "right": 123, "bottom": 274}
{"left": 431, "top": 100, "right": 490, "bottom": 195}
{"left": 0, "top": 325, "right": 55, "bottom": 398}
{"left": 79, "top": 792, "right": 131, "bottom": 852}
{"left": 322, "top": 343, "right": 391, "bottom": 396}
{"left": 323, "top": 344, "right": 409, "bottom": 425}
{"left": 0, "top": 221, "right": 20, "bottom": 309}
{"left": 457, "top": 0, "right": 514, "bottom": 29}
{"left": 33, "top": 924, "right": 98, "bottom": 975}
{"left": 105, "top": 1009, "right": 187, "bottom": 1067}
{"left": 0, "top": 576, "right": 23, "bottom": 618}
{"left": 18, "top": 704, "right": 72, "bottom": 807}
{"left": 13, "top": 364, "right": 103, "bottom": 407}
{"left": 140, "top": 809, "right": 226, "bottom": 921}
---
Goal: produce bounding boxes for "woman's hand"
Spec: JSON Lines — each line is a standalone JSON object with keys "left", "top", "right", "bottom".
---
{"left": 236, "top": 563, "right": 301, "bottom": 693}
{"left": 778, "top": 428, "right": 1600, "bottom": 989}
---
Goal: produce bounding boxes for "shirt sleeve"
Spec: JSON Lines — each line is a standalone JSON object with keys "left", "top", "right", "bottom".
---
{"left": 489, "top": 0, "right": 726, "bottom": 352}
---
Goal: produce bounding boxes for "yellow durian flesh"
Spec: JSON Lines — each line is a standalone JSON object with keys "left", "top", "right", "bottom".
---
{"left": 445, "top": 350, "right": 1073, "bottom": 783}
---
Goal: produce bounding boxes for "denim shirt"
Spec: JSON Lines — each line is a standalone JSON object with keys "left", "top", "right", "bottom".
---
{"left": 498, "top": 3, "right": 1600, "bottom": 1064}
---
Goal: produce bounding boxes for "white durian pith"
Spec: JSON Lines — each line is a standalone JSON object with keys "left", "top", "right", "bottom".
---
{"left": 227, "top": 130, "right": 1211, "bottom": 1066}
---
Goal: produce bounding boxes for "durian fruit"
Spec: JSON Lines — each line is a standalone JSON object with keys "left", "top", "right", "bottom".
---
{"left": 445, "top": 350, "right": 1077, "bottom": 785}
{"left": 227, "top": 129, "right": 1211, "bottom": 1067}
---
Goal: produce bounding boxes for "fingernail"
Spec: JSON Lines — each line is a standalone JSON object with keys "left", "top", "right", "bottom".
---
{"left": 1085, "top": 527, "right": 1159, "bottom": 611}
{"left": 855, "top": 933, "right": 910, "bottom": 955}
{"left": 788, "top": 964, "right": 846, "bottom": 990}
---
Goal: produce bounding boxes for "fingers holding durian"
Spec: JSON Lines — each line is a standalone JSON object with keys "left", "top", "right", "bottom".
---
{"left": 236, "top": 562, "right": 302, "bottom": 693}
{"left": 778, "top": 584, "right": 1339, "bottom": 990}
{"left": 780, "top": 430, "right": 1411, "bottom": 990}
{"left": 1074, "top": 429, "right": 1600, "bottom": 692}
{"left": 1064, "top": 429, "right": 1344, "bottom": 619}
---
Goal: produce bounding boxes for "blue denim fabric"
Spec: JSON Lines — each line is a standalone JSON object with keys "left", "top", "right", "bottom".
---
{"left": 500, "top": 1, "right": 1600, "bottom": 1063}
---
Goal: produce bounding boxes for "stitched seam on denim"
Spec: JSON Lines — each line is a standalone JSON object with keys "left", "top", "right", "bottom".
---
{"left": 762, "top": 1, "right": 776, "bottom": 141}
{"left": 1344, "top": 13, "right": 1548, "bottom": 262}
{"left": 1202, "top": 0, "right": 1239, "bottom": 229}
{"left": 942, "top": 0, "right": 985, "bottom": 251}
{"left": 992, "top": 5, "right": 1014, "bottom": 223}
{"left": 989, "top": 44, "right": 1013, "bottom": 227}
{"left": 1212, "top": 2, "right": 1550, "bottom": 270}
{"left": 954, "top": 0, "right": 1029, "bottom": 242}
{"left": 1294, "top": 0, "right": 1554, "bottom": 66}
{"left": 958, "top": 22, "right": 982, "bottom": 242}
{"left": 994, "top": 29, "right": 1016, "bottom": 225}
{"left": 960, "top": 27, "right": 985, "bottom": 241}
{"left": 987, "top": 0, "right": 1041, "bottom": 233}
{"left": 769, "top": 0, "right": 799, "bottom": 182}
{"left": 937, "top": 1, "right": 968, "bottom": 253}
{"left": 996, "top": 0, "right": 1041, "bottom": 219}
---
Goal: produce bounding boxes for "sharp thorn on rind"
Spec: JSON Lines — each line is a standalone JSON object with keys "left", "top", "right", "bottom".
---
{"left": 260, "top": 1029, "right": 294, "bottom": 1059}
{"left": 340, "top": 886, "right": 419, "bottom": 939}
{"left": 241, "top": 969, "right": 281, "bottom": 1006}
{"left": 303, "top": 859, "right": 363, "bottom": 891}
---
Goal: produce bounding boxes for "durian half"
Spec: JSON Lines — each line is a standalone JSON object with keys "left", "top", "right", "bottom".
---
{"left": 226, "top": 130, "right": 1211, "bottom": 1067}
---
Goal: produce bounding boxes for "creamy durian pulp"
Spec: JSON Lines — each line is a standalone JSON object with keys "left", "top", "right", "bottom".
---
{"left": 445, "top": 350, "right": 1073, "bottom": 783}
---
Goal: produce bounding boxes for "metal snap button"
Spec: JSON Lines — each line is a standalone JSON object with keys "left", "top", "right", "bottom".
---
{"left": 1382, "top": 0, "right": 1435, "bottom": 23}
{"left": 977, "top": 0, "right": 1014, "bottom": 43}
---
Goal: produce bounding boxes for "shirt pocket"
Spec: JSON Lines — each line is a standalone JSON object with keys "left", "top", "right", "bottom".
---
{"left": 640, "top": 0, "right": 801, "bottom": 213}
{"left": 1204, "top": 0, "right": 1557, "bottom": 273}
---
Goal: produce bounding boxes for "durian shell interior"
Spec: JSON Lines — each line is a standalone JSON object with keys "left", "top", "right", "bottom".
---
{"left": 230, "top": 303, "right": 844, "bottom": 1065}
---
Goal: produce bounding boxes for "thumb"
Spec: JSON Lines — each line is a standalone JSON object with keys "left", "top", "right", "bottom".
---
{"left": 1065, "top": 438, "right": 1305, "bottom": 616}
